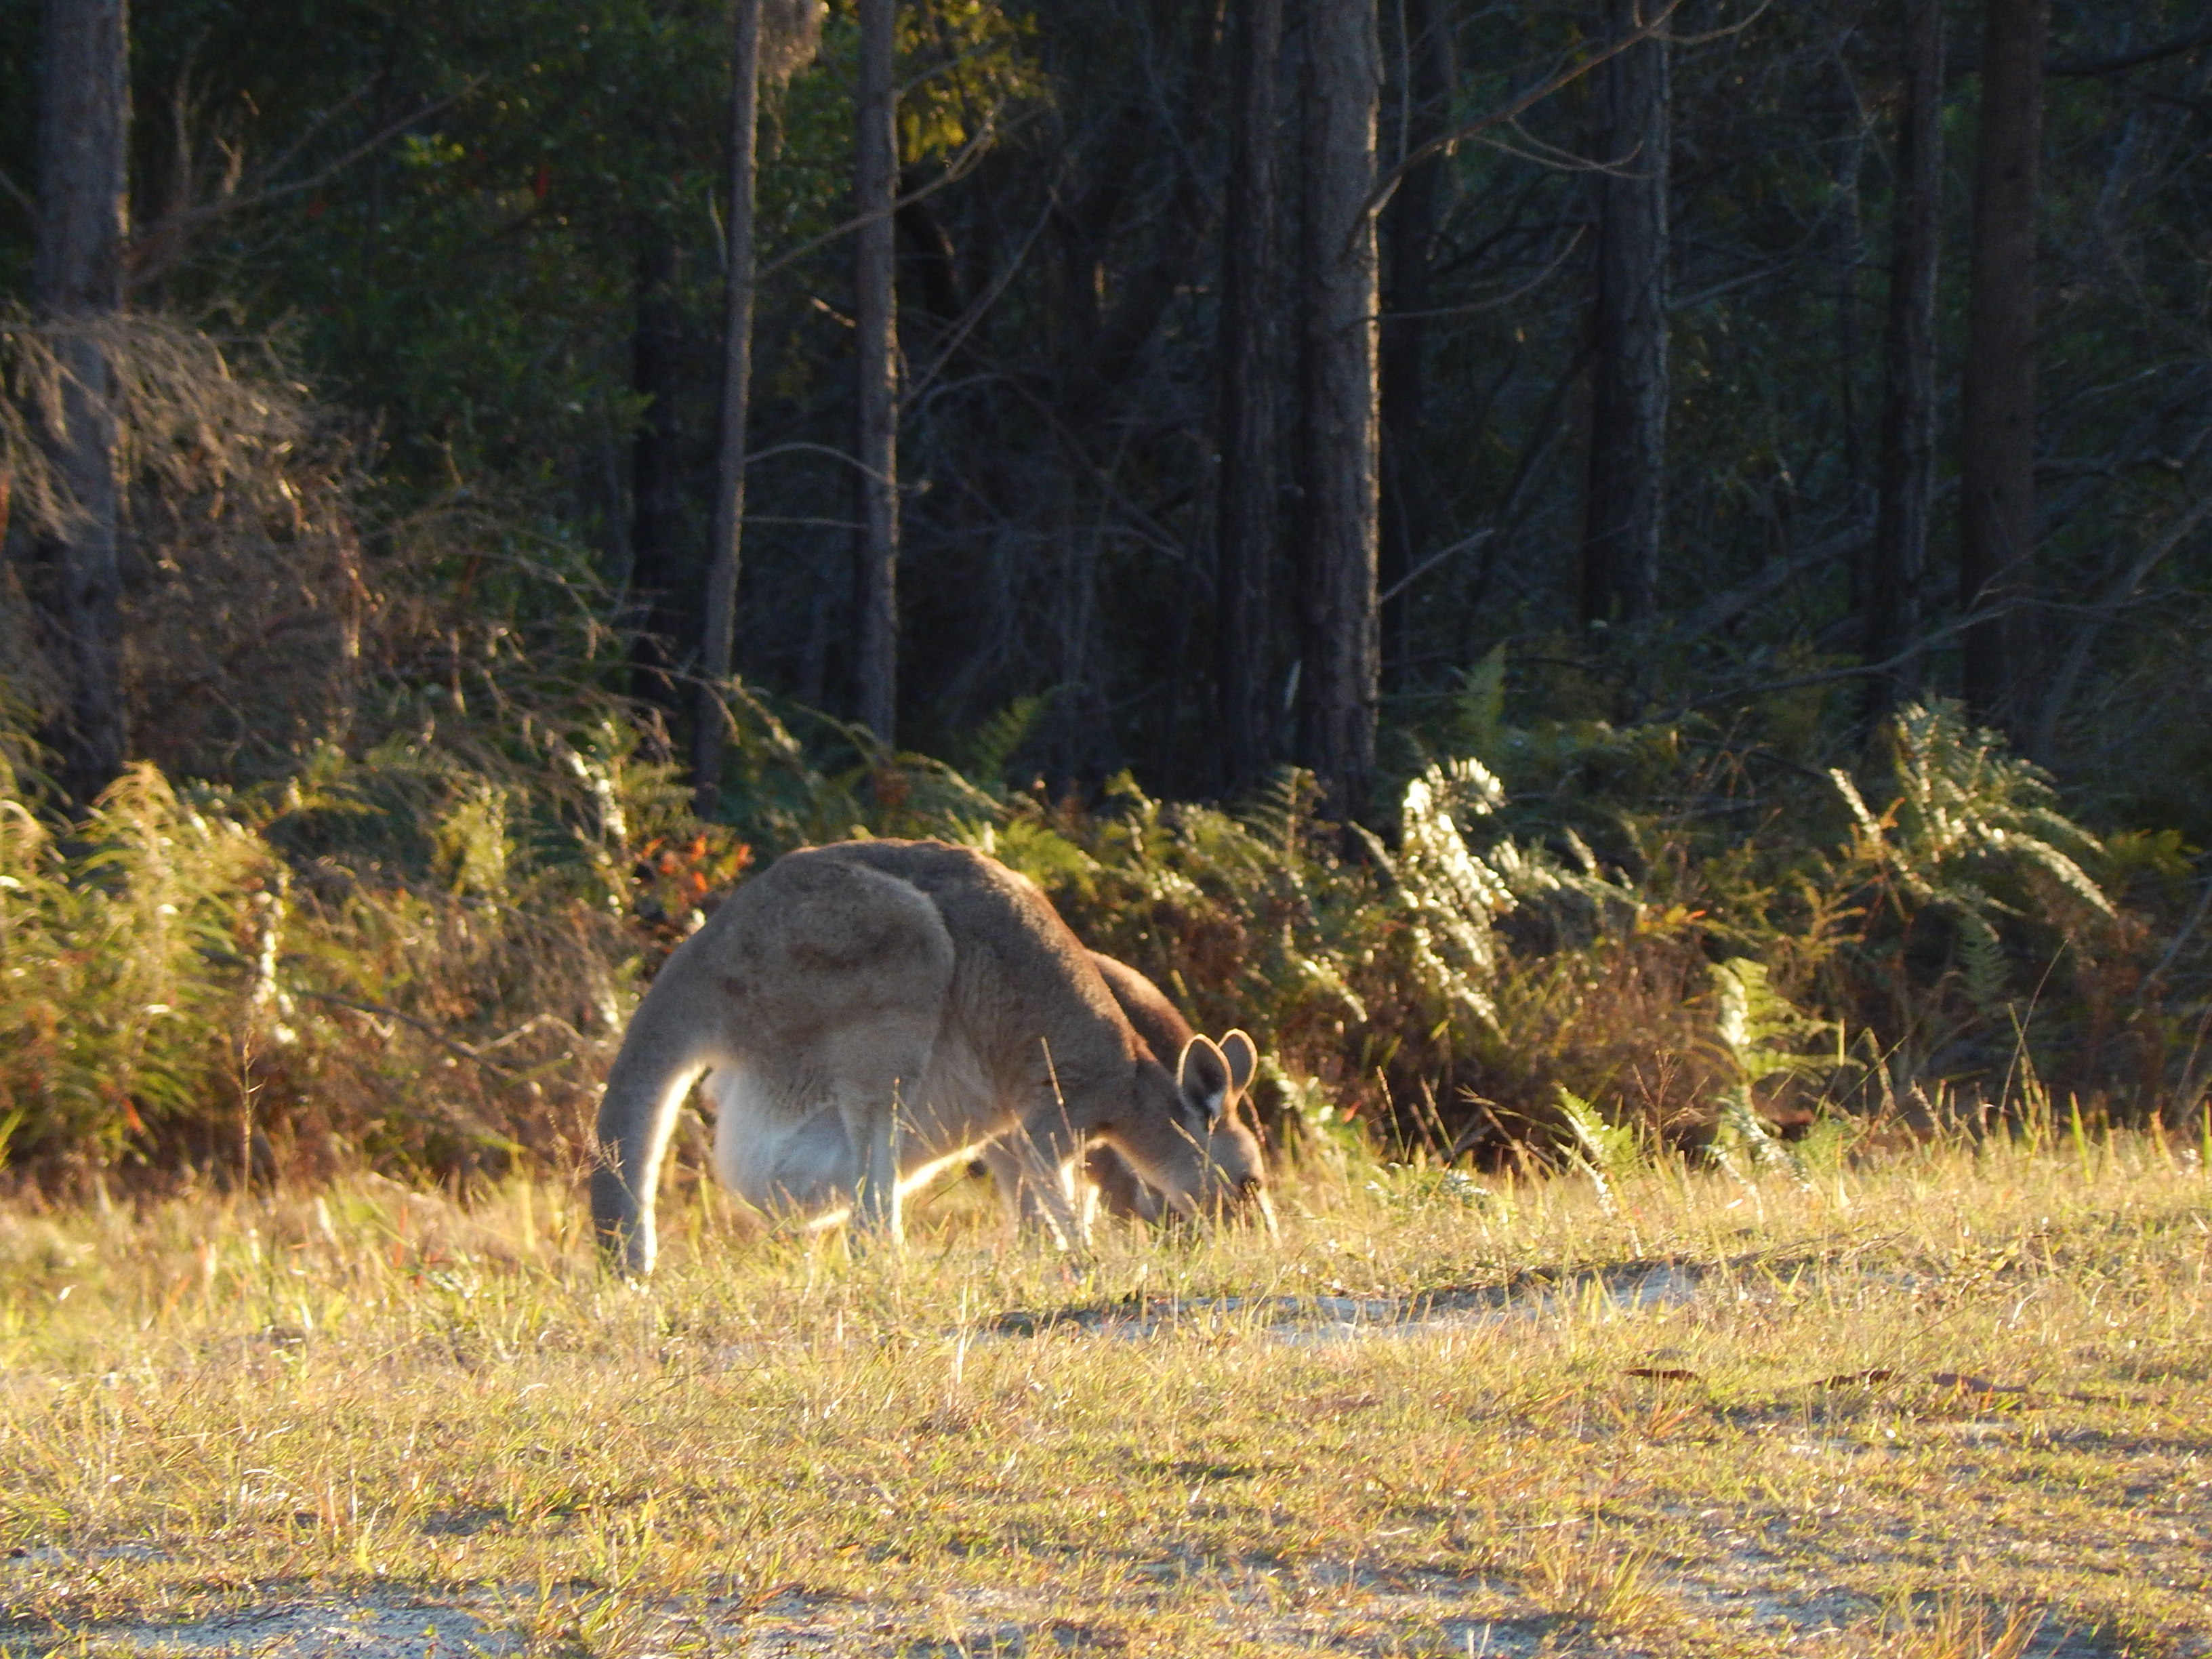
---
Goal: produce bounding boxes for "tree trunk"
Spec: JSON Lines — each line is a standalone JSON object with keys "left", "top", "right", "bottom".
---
{"left": 1833, "top": 83, "right": 1866, "bottom": 504}
{"left": 693, "top": 0, "right": 764, "bottom": 815}
{"left": 1300, "top": 0, "right": 1381, "bottom": 826}
{"left": 628, "top": 232, "right": 691, "bottom": 710}
{"left": 1378, "top": 0, "right": 1450, "bottom": 695}
{"left": 1579, "top": 0, "right": 1671, "bottom": 631}
{"left": 852, "top": 0, "right": 900, "bottom": 748}
{"left": 1863, "top": 0, "right": 1942, "bottom": 723}
{"left": 29, "top": 0, "right": 130, "bottom": 809}
{"left": 1959, "top": 0, "right": 2048, "bottom": 740}
{"left": 1212, "top": 0, "right": 1284, "bottom": 795}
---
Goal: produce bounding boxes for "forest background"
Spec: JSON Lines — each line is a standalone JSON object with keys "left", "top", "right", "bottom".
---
{"left": 3, "top": 0, "right": 2211, "bottom": 1193}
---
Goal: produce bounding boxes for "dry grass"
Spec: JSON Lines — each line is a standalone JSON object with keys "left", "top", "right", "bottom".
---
{"left": 1, "top": 1128, "right": 2208, "bottom": 1657}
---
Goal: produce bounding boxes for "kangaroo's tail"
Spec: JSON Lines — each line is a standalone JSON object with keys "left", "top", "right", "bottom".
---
{"left": 591, "top": 966, "right": 717, "bottom": 1277}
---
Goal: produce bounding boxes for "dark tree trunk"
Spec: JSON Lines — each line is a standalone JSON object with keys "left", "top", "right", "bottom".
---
{"left": 1959, "top": 0, "right": 2048, "bottom": 740}
{"left": 1378, "top": 0, "right": 1450, "bottom": 695}
{"left": 628, "top": 233, "right": 692, "bottom": 710}
{"left": 895, "top": 186, "right": 962, "bottom": 326}
{"left": 1864, "top": 0, "right": 1943, "bottom": 723}
{"left": 852, "top": 0, "right": 900, "bottom": 747}
{"left": 1049, "top": 106, "right": 1206, "bottom": 408}
{"left": 1299, "top": 0, "right": 1381, "bottom": 826}
{"left": 1834, "top": 86, "right": 1866, "bottom": 504}
{"left": 1213, "top": 0, "right": 1284, "bottom": 795}
{"left": 1580, "top": 0, "right": 1671, "bottom": 631}
{"left": 29, "top": 0, "right": 130, "bottom": 809}
{"left": 693, "top": 0, "right": 764, "bottom": 814}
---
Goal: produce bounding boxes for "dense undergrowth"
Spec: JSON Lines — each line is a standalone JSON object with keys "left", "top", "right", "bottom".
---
{"left": 2, "top": 321, "right": 2207, "bottom": 1195}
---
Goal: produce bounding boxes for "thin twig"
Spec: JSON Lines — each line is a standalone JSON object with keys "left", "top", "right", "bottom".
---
{"left": 294, "top": 989, "right": 521, "bottom": 1080}
{"left": 2150, "top": 875, "right": 2212, "bottom": 985}
{"left": 1378, "top": 529, "right": 1494, "bottom": 605}
{"left": 1378, "top": 229, "right": 1584, "bottom": 324}
{"left": 2048, "top": 28, "right": 2212, "bottom": 77}
{"left": 1664, "top": 594, "right": 2035, "bottom": 717}
{"left": 904, "top": 187, "right": 1058, "bottom": 408}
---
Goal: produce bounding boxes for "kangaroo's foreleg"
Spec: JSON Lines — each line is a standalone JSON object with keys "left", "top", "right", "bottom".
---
{"left": 977, "top": 1136, "right": 1031, "bottom": 1237}
{"left": 1000, "top": 1115, "right": 1090, "bottom": 1252}
{"left": 981, "top": 1129, "right": 1097, "bottom": 1243}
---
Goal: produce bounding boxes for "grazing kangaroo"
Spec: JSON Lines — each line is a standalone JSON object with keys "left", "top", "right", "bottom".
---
{"left": 981, "top": 952, "right": 1249, "bottom": 1229}
{"left": 590, "top": 838, "right": 1269, "bottom": 1273}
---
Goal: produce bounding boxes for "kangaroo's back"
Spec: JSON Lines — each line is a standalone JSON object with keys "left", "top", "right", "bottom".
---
{"left": 817, "top": 840, "right": 1143, "bottom": 1090}
{"left": 1086, "top": 952, "right": 1196, "bottom": 1067}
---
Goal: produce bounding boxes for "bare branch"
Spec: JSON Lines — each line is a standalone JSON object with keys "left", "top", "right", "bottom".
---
{"left": 1367, "top": 0, "right": 1712, "bottom": 220}
{"left": 2034, "top": 479, "right": 2212, "bottom": 754}
{"left": 904, "top": 188, "right": 1057, "bottom": 408}
{"left": 1377, "top": 529, "right": 1494, "bottom": 605}
{"left": 2049, "top": 28, "right": 2212, "bottom": 77}
{"left": 126, "top": 82, "right": 478, "bottom": 289}
{"left": 294, "top": 989, "right": 520, "bottom": 1080}
{"left": 754, "top": 108, "right": 1042, "bottom": 283}
{"left": 1670, "top": 523, "right": 1870, "bottom": 645}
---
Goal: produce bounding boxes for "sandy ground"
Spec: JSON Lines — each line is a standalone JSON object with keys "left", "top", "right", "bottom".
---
{"left": 3, "top": 1574, "right": 2133, "bottom": 1658}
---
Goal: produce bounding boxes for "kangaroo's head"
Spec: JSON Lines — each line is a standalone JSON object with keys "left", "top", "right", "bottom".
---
{"left": 1109, "top": 1029, "right": 1270, "bottom": 1226}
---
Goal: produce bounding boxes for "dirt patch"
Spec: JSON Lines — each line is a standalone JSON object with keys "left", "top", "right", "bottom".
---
{"left": 991, "top": 1258, "right": 1706, "bottom": 1343}
{"left": 8, "top": 1596, "right": 518, "bottom": 1658}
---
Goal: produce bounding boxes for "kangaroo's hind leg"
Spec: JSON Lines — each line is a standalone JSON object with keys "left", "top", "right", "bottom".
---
{"left": 842, "top": 1069, "right": 916, "bottom": 1241}
{"left": 978, "top": 1136, "right": 1032, "bottom": 1237}
{"left": 734, "top": 847, "right": 958, "bottom": 1247}
{"left": 798, "top": 964, "right": 942, "bottom": 1245}
{"left": 709, "top": 1071, "right": 859, "bottom": 1221}
{"left": 732, "top": 1018, "right": 939, "bottom": 1245}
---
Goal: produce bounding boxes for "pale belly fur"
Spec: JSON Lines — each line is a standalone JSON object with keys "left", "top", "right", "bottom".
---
{"left": 705, "top": 1047, "right": 1010, "bottom": 1222}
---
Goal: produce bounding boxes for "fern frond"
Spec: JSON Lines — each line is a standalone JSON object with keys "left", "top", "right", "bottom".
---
{"left": 1957, "top": 913, "right": 2009, "bottom": 1014}
{"left": 973, "top": 817, "right": 1100, "bottom": 895}
{"left": 2008, "top": 840, "right": 2118, "bottom": 918}
{"left": 1292, "top": 954, "right": 1372, "bottom": 1024}
{"left": 1711, "top": 958, "right": 1835, "bottom": 1085}
{"left": 955, "top": 691, "right": 1054, "bottom": 790}
{"left": 1829, "top": 766, "right": 1883, "bottom": 842}
{"left": 1556, "top": 1085, "right": 1635, "bottom": 1206}
{"left": 1443, "top": 643, "right": 1508, "bottom": 758}
{"left": 1841, "top": 703, "right": 2121, "bottom": 1000}
{"left": 1713, "top": 1090, "right": 1809, "bottom": 1185}
{"left": 1238, "top": 766, "right": 1324, "bottom": 853}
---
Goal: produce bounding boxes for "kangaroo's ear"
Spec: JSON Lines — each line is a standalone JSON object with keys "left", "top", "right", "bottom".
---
{"left": 1176, "top": 1034, "right": 1231, "bottom": 1125}
{"left": 1216, "top": 1029, "right": 1258, "bottom": 1098}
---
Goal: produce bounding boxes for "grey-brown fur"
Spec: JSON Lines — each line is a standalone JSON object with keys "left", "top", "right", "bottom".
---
{"left": 590, "top": 838, "right": 1267, "bottom": 1273}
